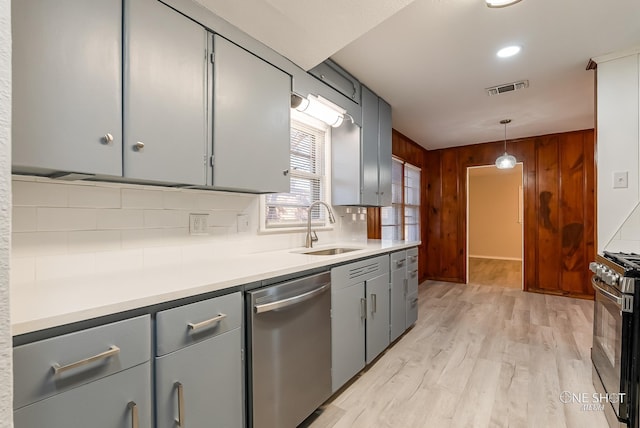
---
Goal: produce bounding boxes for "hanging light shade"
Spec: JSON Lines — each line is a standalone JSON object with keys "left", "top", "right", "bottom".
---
{"left": 495, "top": 119, "right": 516, "bottom": 169}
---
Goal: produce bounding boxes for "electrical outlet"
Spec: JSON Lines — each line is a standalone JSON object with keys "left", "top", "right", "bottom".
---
{"left": 189, "top": 213, "right": 209, "bottom": 235}
{"left": 237, "top": 214, "right": 250, "bottom": 233}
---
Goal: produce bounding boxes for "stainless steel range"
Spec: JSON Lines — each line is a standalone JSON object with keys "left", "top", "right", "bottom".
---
{"left": 590, "top": 252, "right": 640, "bottom": 428}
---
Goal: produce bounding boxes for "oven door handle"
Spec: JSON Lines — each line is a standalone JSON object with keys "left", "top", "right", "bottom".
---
{"left": 592, "top": 278, "right": 623, "bottom": 307}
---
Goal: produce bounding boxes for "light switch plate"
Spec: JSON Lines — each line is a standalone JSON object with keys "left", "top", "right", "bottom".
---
{"left": 613, "top": 171, "right": 629, "bottom": 189}
{"left": 237, "top": 214, "right": 250, "bottom": 233}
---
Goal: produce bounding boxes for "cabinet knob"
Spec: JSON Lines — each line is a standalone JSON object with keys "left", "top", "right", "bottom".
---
{"left": 134, "top": 141, "right": 145, "bottom": 151}
{"left": 102, "top": 133, "right": 114, "bottom": 145}
{"left": 283, "top": 169, "right": 289, "bottom": 176}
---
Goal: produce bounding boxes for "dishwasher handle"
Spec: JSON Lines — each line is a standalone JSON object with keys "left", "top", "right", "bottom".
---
{"left": 254, "top": 282, "right": 330, "bottom": 314}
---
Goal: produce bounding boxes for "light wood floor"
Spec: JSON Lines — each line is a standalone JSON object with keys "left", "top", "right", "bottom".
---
{"left": 468, "top": 257, "right": 522, "bottom": 289}
{"left": 304, "top": 281, "right": 607, "bottom": 428}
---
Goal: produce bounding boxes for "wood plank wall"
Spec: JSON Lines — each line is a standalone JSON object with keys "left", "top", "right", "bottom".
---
{"left": 426, "top": 129, "right": 596, "bottom": 298}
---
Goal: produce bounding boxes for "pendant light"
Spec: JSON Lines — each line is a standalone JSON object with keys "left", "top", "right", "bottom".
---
{"left": 495, "top": 119, "right": 516, "bottom": 169}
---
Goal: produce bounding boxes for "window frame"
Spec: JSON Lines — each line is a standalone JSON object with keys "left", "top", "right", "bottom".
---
{"left": 381, "top": 156, "right": 421, "bottom": 241}
{"left": 259, "top": 110, "right": 333, "bottom": 233}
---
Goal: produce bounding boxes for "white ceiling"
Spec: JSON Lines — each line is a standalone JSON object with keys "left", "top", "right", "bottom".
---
{"left": 196, "top": 0, "right": 640, "bottom": 150}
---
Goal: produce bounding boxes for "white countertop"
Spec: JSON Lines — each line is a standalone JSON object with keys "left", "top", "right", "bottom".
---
{"left": 11, "top": 240, "right": 419, "bottom": 336}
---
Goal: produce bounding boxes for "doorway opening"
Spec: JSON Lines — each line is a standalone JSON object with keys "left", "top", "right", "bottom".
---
{"left": 466, "top": 164, "right": 523, "bottom": 289}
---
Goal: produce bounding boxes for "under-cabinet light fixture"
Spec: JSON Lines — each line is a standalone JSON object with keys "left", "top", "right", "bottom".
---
{"left": 486, "top": 0, "right": 522, "bottom": 7}
{"left": 291, "top": 94, "right": 346, "bottom": 127}
{"left": 495, "top": 119, "right": 517, "bottom": 169}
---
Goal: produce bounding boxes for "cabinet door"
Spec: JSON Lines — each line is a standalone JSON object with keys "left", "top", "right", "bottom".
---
{"left": 12, "top": 0, "right": 122, "bottom": 176}
{"left": 361, "top": 86, "right": 380, "bottom": 205}
{"left": 378, "top": 97, "right": 393, "bottom": 206}
{"left": 390, "top": 268, "right": 406, "bottom": 342}
{"left": 213, "top": 35, "right": 291, "bottom": 193}
{"left": 406, "top": 292, "right": 419, "bottom": 329}
{"left": 155, "top": 328, "right": 243, "bottom": 428}
{"left": 14, "top": 362, "right": 151, "bottom": 428}
{"left": 331, "top": 282, "right": 366, "bottom": 393}
{"left": 365, "top": 273, "right": 390, "bottom": 364}
{"left": 124, "top": 0, "right": 208, "bottom": 185}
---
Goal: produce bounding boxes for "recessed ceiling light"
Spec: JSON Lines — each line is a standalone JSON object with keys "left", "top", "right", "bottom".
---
{"left": 497, "top": 45, "right": 521, "bottom": 58}
{"left": 486, "top": 0, "right": 523, "bottom": 7}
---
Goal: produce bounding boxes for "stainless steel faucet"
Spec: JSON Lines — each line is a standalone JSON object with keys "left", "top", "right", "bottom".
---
{"left": 305, "top": 201, "right": 336, "bottom": 248}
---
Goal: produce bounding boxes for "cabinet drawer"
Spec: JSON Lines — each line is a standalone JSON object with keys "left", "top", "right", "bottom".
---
{"left": 408, "top": 269, "right": 419, "bottom": 295}
{"left": 406, "top": 292, "right": 418, "bottom": 328}
{"left": 155, "top": 292, "right": 242, "bottom": 356}
{"left": 407, "top": 247, "right": 418, "bottom": 268}
{"left": 14, "top": 362, "right": 152, "bottom": 428}
{"left": 14, "top": 314, "right": 151, "bottom": 410}
{"left": 390, "top": 250, "right": 407, "bottom": 270}
{"left": 331, "top": 255, "right": 389, "bottom": 290}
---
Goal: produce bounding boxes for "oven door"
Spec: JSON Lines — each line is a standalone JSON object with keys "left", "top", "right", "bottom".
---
{"left": 591, "top": 276, "right": 633, "bottom": 422}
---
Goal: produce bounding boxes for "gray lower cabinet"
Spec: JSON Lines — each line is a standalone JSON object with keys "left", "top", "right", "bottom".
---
{"left": 406, "top": 247, "right": 419, "bottom": 328}
{"left": 13, "top": 315, "right": 152, "bottom": 428}
{"left": 331, "top": 281, "right": 366, "bottom": 392}
{"left": 212, "top": 35, "right": 291, "bottom": 193}
{"left": 365, "top": 272, "right": 391, "bottom": 364}
{"left": 154, "top": 292, "right": 243, "bottom": 428}
{"left": 124, "top": 0, "right": 208, "bottom": 185}
{"left": 331, "top": 255, "right": 390, "bottom": 392}
{"left": 390, "top": 251, "right": 407, "bottom": 342}
{"left": 12, "top": 0, "right": 123, "bottom": 177}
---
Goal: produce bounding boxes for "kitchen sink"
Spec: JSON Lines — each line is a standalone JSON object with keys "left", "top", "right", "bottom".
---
{"left": 301, "top": 247, "right": 361, "bottom": 256}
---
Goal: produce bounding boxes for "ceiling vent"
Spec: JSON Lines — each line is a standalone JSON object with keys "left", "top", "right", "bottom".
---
{"left": 486, "top": 80, "right": 529, "bottom": 96}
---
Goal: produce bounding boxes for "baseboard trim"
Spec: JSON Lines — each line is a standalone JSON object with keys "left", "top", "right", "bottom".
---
{"left": 468, "top": 255, "right": 522, "bottom": 261}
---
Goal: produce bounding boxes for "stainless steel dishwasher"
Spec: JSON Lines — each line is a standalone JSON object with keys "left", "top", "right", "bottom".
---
{"left": 247, "top": 271, "right": 332, "bottom": 428}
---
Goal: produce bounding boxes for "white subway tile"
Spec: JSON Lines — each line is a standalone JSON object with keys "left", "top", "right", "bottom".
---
{"left": 68, "top": 185, "right": 121, "bottom": 208}
{"left": 37, "top": 208, "right": 97, "bottom": 231}
{"left": 36, "top": 253, "right": 96, "bottom": 281}
{"left": 13, "top": 180, "right": 68, "bottom": 207}
{"left": 97, "top": 209, "right": 144, "bottom": 229}
{"left": 122, "top": 188, "right": 164, "bottom": 209}
{"left": 12, "top": 207, "right": 37, "bottom": 232}
{"left": 208, "top": 211, "right": 239, "bottom": 227}
{"left": 12, "top": 232, "right": 68, "bottom": 257}
{"left": 196, "top": 192, "right": 255, "bottom": 211}
{"left": 68, "top": 230, "right": 122, "bottom": 253}
{"left": 122, "top": 229, "right": 164, "bottom": 249}
{"left": 163, "top": 190, "right": 198, "bottom": 210}
{"left": 144, "top": 210, "right": 186, "bottom": 228}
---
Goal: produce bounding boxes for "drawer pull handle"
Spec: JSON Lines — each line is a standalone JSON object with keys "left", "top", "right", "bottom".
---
{"left": 396, "top": 259, "right": 405, "bottom": 267}
{"left": 187, "top": 313, "right": 227, "bottom": 331}
{"left": 410, "top": 256, "right": 418, "bottom": 263}
{"left": 175, "top": 382, "right": 185, "bottom": 427}
{"left": 128, "top": 401, "right": 139, "bottom": 428}
{"left": 411, "top": 270, "right": 418, "bottom": 278}
{"left": 52, "top": 345, "right": 120, "bottom": 375}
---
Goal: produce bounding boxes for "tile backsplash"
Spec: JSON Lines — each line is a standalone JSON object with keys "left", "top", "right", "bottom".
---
{"left": 11, "top": 176, "right": 368, "bottom": 285}
{"left": 605, "top": 203, "right": 640, "bottom": 253}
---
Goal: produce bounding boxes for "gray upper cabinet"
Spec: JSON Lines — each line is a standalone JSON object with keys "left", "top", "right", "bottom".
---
{"left": 332, "top": 86, "right": 392, "bottom": 206}
{"left": 212, "top": 35, "right": 291, "bottom": 193}
{"left": 308, "top": 60, "right": 361, "bottom": 103}
{"left": 12, "top": 0, "right": 123, "bottom": 177}
{"left": 124, "top": 0, "right": 208, "bottom": 185}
